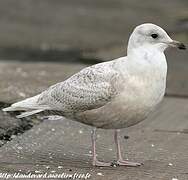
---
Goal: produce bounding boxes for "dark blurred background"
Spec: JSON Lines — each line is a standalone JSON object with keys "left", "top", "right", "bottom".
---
{"left": 0, "top": 0, "right": 187, "bottom": 62}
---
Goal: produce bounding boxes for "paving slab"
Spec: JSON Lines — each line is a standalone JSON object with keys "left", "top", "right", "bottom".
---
{"left": 0, "top": 97, "right": 188, "bottom": 179}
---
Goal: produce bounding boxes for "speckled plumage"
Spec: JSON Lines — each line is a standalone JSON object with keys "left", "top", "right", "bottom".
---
{"left": 37, "top": 61, "right": 119, "bottom": 114}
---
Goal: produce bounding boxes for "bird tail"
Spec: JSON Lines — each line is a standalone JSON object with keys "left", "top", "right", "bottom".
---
{"left": 2, "top": 94, "right": 47, "bottom": 118}
{"left": 16, "top": 109, "right": 44, "bottom": 118}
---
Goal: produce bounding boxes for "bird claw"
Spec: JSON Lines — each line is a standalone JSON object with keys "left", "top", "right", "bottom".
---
{"left": 116, "top": 160, "right": 143, "bottom": 167}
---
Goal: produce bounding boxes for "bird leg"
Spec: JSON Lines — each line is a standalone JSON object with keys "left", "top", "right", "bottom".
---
{"left": 114, "top": 129, "right": 142, "bottom": 166}
{"left": 91, "top": 128, "right": 111, "bottom": 167}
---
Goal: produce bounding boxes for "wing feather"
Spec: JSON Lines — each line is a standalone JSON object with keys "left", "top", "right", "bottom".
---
{"left": 38, "top": 63, "right": 119, "bottom": 113}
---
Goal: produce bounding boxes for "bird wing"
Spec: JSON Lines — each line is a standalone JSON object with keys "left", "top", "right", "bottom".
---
{"left": 37, "top": 62, "right": 120, "bottom": 113}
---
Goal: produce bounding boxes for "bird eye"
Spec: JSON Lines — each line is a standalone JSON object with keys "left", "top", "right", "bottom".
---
{"left": 151, "top": 33, "right": 158, "bottom": 39}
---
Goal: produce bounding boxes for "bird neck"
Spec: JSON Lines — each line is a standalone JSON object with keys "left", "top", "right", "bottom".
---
{"left": 127, "top": 43, "right": 167, "bottom": 56}
{"left": 127, "top": 44, "right": 166, "bottom": 58}
{"left": 126, "top": 45, "right": 167, "bottom": 68}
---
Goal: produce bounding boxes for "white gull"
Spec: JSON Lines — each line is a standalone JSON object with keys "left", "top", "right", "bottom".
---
{"left": 3, "top": 23, "right": 186, "bottom": 167}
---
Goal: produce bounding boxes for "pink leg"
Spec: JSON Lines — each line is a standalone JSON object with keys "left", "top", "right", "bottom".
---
{"left": 91, "top": 128, "right": 111, "bottom": 167}
{"left": 114, "top": 129, "right": 142, "bottom": 166}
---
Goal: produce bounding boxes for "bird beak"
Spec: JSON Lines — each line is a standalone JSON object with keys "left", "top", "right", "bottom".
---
{"left": 167, "top": 40, "right": 186, "bottom": 50}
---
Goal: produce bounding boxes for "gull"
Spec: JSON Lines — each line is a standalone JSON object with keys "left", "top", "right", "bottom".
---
{"left": 3, "top": 23, "right": 186, "bottom": 167}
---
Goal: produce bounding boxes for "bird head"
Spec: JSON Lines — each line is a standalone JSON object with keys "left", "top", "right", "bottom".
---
{"left": 127, "top": 23, "right": 186, "bottom": 54}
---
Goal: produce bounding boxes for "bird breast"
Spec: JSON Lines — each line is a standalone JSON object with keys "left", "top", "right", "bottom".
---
{"left": 74, "top": 66, "right": 166, "bottom": 129}
{"left": 74, "top": 54, "right": 167, "bottom": 129}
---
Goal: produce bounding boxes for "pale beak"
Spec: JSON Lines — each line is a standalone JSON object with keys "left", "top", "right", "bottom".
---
{"left": 168, "top": 40, "right": 186, "bottom": 50}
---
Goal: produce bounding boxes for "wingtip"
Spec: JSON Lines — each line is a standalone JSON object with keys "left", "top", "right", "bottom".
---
{"left": 16, "top": 114, "right": 24, "bottom": 119}
{"left": 16, "top": 109, "right": 44, "bottom": 118}
{"left": 2, "top": 107, "right": 11, "bottom": 112}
